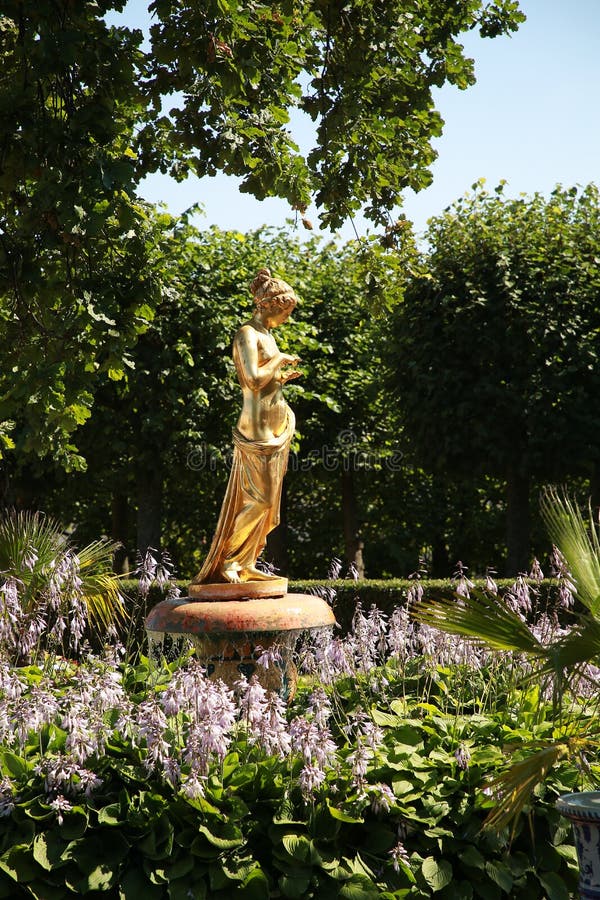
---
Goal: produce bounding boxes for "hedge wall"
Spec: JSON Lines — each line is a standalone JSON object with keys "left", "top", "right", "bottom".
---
{"left": 120, "top": 578, "right": 566, "bottom": 639}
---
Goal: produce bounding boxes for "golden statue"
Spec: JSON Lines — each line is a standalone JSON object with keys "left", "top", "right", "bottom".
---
{"left": 192, "top": 268, "right": 301, "bottom": 586}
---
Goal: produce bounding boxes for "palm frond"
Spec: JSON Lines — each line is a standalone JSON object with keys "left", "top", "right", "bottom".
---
{"left": 413, "top": 588, "right": 545, "bottom": 656}
{"left": 539, "top": 617, "right": 600, "bottom": 679}
{"left": 72, "top": 539, "right": 125, "bottom": 628}
{"left": 484, "top": 743, "right": 570, "bottom": 833}
{"left": 541, "top": 487, "right": 600, "bottom": 618}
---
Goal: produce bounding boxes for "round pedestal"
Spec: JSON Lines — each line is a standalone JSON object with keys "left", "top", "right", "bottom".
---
{"left": 557, "top": 792, "right": 600, "bottom": 898}
{"left": 145, "top": 593, "right": 336, "bottom": 699}
{"left": 188, "top": 578, "right": 288, "bottom": 600}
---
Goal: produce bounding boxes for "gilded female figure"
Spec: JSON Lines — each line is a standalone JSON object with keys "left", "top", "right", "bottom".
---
{"left": 192, "top": 268, "right": 301, "bottom": 585}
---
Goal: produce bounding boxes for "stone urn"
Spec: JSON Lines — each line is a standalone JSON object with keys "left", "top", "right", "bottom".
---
{"left": 557, "top": 792, "right": 600, "bottom": 898}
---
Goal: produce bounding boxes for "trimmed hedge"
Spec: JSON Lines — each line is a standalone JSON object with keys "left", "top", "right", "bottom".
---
{"left": 120, "top": 578, "right": 567, "bottom": 638}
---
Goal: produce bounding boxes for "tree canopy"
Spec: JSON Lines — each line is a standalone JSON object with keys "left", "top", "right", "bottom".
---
{"left": 0, "top": 0, "right": 525, "bottom": 469}
{"left": 389, "top": 182, "right": 600, "bottom": 572}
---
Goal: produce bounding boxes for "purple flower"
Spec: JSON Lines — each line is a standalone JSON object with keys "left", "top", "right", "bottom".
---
{"left": 49, "top": 794, "right": 72, "bottom": 825}
{"left": 549, "top": 545, "right": 576, "bottom": 609}
{"left": 298, "top": 763, "right": 326, "bottom": 797}
{"left": 370, "top": 783, "right": 395, "bottom": 815}
{"left": 328, "top": 557, "right": 343, "bottom": 581}
{"left": 453, "top": 561, "right": 474, "bottom": 599}
{"left": 0, "top": 777, "right": 16, "bottom": 817}
{"left": 389, "top": 840, "right": 410, "bottom": 873}
{"left": 454, "top": 743, "right": 471, "bottom": 770}
{"left": 529, "top": 558, "right": 544, "bottom": 583}
{"left": 484, "top": 568, "right": 498, "bottom": 595}
{"left": 256, "top": 645, "right": 283, "bottom": 671}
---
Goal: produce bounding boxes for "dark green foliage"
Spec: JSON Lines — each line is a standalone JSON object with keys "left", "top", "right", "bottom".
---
{"left": 0, "top": 657, "right": 579, "bottom": 898}
{"left": 388, "top": 183, "right": 600, "bottom": 571}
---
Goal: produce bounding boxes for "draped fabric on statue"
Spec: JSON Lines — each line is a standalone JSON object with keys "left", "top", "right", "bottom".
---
{"left": 193, "top": 410, "right": 295, "bottom": 584}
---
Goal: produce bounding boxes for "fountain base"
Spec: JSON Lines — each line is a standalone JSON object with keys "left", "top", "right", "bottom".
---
{"left": 145, "top": 592, "right": 336, "bottom": 699}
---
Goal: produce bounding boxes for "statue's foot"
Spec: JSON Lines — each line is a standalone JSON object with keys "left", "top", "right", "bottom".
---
{"left": 221, "top": 564, "right": 242, "bottom": 584}
{"left": 240, "top": 566, "right": 281, "bottom": 582}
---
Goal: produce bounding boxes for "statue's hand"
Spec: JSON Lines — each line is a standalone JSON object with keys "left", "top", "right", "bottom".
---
{"left": 280, "top": 353, "right": 301, "bottom": 367}
{"left": 282, "top": 369, "right": 302, "bottom": 383}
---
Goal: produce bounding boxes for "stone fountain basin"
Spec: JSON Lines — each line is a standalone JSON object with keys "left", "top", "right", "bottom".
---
{"left": 145, "top": 593, "right": 336, "bottom": 635}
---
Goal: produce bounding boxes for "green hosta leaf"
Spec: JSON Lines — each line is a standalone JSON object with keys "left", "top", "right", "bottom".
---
{"left": 459, "top": 845, "right": 485, "bottom": 870}
{"left": 239, "top": 868, "right": 269, "bottom": 900}
{"left": 537, "top": 870, "right": 570, "bottom": 900}
{"left": 166, "top": 857, "right": 195, "bottom": 880}
{"left": 484, "top": 860, "right": 513, "bottom": 894}
{"left": 63, "top": 831, "right": 130, "bottom": 875}
{"left": 338, "top": 874, "right": 381, "bottom": 899}
{"left": 0, "top": 845, "right": 39, "bottom": 883}
{"left": 197, "top": 822, "right": 244, "bottom": 850}
{"left": 281, "top": 834, "right": 319, "bottom": 864}
{"left": 273, "top": 797, "right": 305, "bottom": 825}
{"left": 0, "top": 751, "right": 29, "bottom": 779}
{"left": 441, "top": 882, "right": 473, "bottom": 900}
{"left": 278, "top": 872, "right": 312, "bottom": 899}
{"left": 326, "top": 801, "right": 364, "bottom": 823}
{"left": 98, "top": 803, "right": 124, "bottom": 826}
{"left": 32, "top": 833, "right": 68, "bottom": 872}
{"left": 59, "top": 806, "right": 88, "bottom": 841}
{"left": 421, "top": 857, "right": 452, "bottom": 892}
{"left": 119, "top": 867, "right": 163, "bottom": 900}
{"left": 371, "top": 708, "right": 403, "bottom": 727}
{"left": 22, "top": 882, "right": 67, "bottom": 900}
{"left": 226, "top": 763, "right": 258, "bottom": 789}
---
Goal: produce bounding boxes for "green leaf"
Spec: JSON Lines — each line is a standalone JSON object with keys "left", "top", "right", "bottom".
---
{"left": 281, "top": 834, "right": 317, "bottom": 863}
{"left": 279, "top": 872, "right": 312, "bottom": 899}
{"left": 32, "top": 833, "right": 68, "bottom": 872}
{"left": 371, "top": 708, "right": 403, "bottom": 727}
{"left": 119, "top": 867, "right": 163, "bottom": 900}
{"left": 238, "top": 868, "right": 270, "bottom": 899}
{"left": 537, "top": 871, "right": 570, "bottom": 900}
{"left": 338, "top": 874, "right": 382, "bottom": 899}
{"left": 421, "top": 857, "right": 453, "bottom": 892}
{"left": 459, "top": 846, "right": 485, "bottom": 870}
{"left": 0, "top": 845, "right": 39, "bottom": 883}
{"left": 197, "top": 822, "right": 244, "bottom": 850}
{"left": 484, "top": 860, "right": 513, "bottom": 894}
{"left": 98, "top": 803, "right": 124, "bottom": 826}
{"left": 326, "top": 801, "right": 364, "bottom": 823}
{"left": 0, "top": 752, "right": 29, "bottom": 779}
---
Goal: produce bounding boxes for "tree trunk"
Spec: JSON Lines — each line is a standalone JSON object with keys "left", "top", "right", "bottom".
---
{"left": 136, "top": 459, "right": 163, "bottom": 559}
{"left": 111, "top": 492, "right": 130, "bottom": 574}
{"left": 266, "top": 481, "right": 289, "bottom": 574}
{"left": 430, "top": 536, "right": 451, "bottom": 579}
{"left": 341, "top": 466, "right": 365, "bottom": 578}
{"left": 505, "top": 465, "right": 530, "bottom": 575}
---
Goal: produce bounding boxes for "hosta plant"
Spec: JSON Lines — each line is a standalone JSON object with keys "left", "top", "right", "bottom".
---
{"left": 414, "top": 487, "right": 600, "bottom": 831}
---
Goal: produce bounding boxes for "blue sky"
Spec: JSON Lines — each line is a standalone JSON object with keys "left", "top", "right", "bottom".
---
{"left": 113, "top": 0, "right": 600, "bottom": 243}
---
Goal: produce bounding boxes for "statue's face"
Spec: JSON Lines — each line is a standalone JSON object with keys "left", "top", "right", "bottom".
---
{"left": 261, "top": 298, "right": 296, "bottom": 328}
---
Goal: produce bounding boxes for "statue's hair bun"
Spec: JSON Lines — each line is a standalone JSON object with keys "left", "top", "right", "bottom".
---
{"left": 249, "top": 268, "right": 271, "bottom": 296}
{"left": 249, "top": 266, "right": 297, "bottom": 310}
